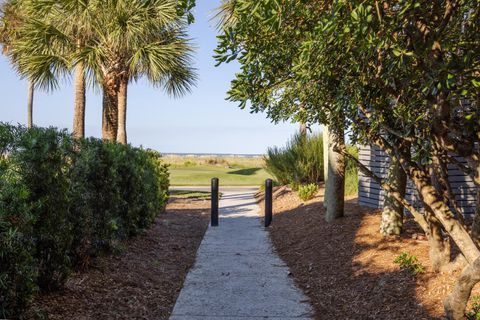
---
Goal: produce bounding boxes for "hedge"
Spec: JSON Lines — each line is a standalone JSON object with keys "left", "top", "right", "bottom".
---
{"left": 0, "top": 124, "right": 169, "bottom": 318}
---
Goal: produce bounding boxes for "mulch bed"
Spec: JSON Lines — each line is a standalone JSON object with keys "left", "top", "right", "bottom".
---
{"left": 262, "top": 188, "right": 480, "bottom": 320}
{"left": 32, "top": 197, "right": 210, "bottom": 320}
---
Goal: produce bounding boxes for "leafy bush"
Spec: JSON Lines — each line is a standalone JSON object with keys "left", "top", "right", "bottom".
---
{"left": 0, "top": 126, "right": 37, "bottom": 318}
{"left": 265, "top": 133, "right": 324, "bottom": 186}
{"left": 297, "top": 183, "right": 319, "bottom": 201}
{"left": 394, "top": 252, "right": 425, "bottom": 276}
{"left": 0, "top": 123, "right": 170, "bottom": 318}
{"left": 467, "top": 295, "right": 480, "bottom": 320}
{"left": 14, "top": 127, "right": 74, "bottom": 292}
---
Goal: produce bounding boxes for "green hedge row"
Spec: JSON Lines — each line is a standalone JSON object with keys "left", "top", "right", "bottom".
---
{"left": 0, "top": 124, "right": 169, "bottom": 319}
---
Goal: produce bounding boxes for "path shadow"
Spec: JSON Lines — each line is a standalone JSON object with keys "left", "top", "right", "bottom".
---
{"left": 228, "top": 167, "right": 261, "bottom": 175}
{"left": 269, "top": 197, "right": 439, "bottom": 320}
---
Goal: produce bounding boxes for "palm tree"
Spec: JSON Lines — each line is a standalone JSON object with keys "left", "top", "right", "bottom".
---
{"left": 0, "top": 0, "right": 36, "bottom": 128}
{"left": 3, "top": 0, "right": 196, "bottom": 142}
{"left": 84, "top": 0, "right": 197, "bottom": 142}
{"left": 3, "top": 0, "right": 95, "bottom": 138}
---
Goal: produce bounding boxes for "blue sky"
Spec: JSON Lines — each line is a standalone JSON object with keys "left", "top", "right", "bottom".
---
{"left": 0, "top": 0, "right": 302, "bottom": 154}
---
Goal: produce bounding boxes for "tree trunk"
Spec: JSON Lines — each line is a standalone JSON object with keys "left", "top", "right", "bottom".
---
{"left": 323, "top": 127, "right": 329, "bottom": 208}
{"left": 117, "top": 78, "right": 128, "bottom": 144}
{"left": 380, "top": 154, "right": 407, "bottom": 236}
{"left": 102, "top": 82, "right": 119, "bottom": 141}
{"left": 73, "top": 61, "right": 86, "bottom": 139}
{"left": 444, "top": 257, "right": 480, "bottom": 320}
{"left": 27, "top": 79, "right": 34, "bottom": 128}
{"left": 325, "top": 127, "right": 345, "bottom": 221}
{"left": 424, "top": 209, "right": 451, "bottom": 271}
{"left": 409, "top": 169, "right": 480, "bottom": 264}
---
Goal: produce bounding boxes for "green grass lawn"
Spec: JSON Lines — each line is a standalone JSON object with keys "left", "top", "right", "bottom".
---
{"left": 169, "top": 165, "right": 271, "bottom": 186}
{"left": 164, "top": 155, "right": 272, "bottom": 186}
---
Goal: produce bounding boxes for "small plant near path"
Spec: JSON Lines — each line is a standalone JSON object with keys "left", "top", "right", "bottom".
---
{"left": 467, "top": 296, "right": 480, "bottom": 320}
{"left": 297, "top": 183, "right": 318, "bottom": 201}
{"left": 394, "top": 252, "right": 426, "bottom": 276}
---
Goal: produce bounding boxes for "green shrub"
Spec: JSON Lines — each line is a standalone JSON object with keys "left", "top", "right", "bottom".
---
{"left": 394, "top": 252, "right": 425, "bottom": 276}
{"left": 467, "top": 295, "right": 480, "bottom": 320}
{"left": 297, "top": 183, "right": 319, "bottom": 201}
{"left": 265, "top": 133, "right": 324, "bottom": 186}
{"left": 14, "top": 127, "right": 74, "bottom": 292}
{"left": 0, "top": 123, "right": 170, "bottom": 318}
{"left": 0, "top": 124, "right": 37, "bottom": 318}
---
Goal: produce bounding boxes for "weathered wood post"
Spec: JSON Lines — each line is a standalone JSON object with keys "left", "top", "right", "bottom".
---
{"left": 265, "top": 179, "right": 273, "bottom": 227}
{"left": 211, "top": 177, "right": 219, "bottom": 226}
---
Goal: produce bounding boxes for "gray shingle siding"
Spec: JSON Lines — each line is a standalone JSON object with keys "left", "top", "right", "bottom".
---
{"left": 358, "top": 145, "right": 477, "bottom": 215}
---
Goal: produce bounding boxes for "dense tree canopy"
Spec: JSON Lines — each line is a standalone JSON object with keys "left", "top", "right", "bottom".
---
{"left": 216, "top": 1, "right": 479, "bottom": 318}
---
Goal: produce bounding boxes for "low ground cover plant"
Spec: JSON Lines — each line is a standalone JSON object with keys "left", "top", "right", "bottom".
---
{"left": 0, "top": 123, "right": 169, "bottom": 318}
{"left": 394, "top": 252, "right": 426, "bottom": 276}
{"left": 297, "top": 183, "right": 319, "bottom": 201}
{"left": 467, "top": 296, "right": 480, "bottom": 320}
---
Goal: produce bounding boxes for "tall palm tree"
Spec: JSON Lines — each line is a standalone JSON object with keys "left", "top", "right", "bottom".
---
{"left": 84, "top": 0, "right": 197, "bottom": 142}
{"left": 0, "top": 0, "right": 36, "bottom": 128}
{"left": 3, "top": 0, "right": 95, "bottom": 138}
{"left": 3, "top": 0, "right": 197, "bottom": 142}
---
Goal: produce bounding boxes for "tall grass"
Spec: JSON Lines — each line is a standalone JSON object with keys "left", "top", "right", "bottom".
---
{"left": 264, "top": 133, "right": 324, "bottom": 186}
{"left": 264, "top": 133, "right": 358, "bottom": 196}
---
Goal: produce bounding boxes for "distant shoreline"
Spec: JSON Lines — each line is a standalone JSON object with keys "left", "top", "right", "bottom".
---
{"left": 162, "top": 153, "right": 264, "bottom": 158}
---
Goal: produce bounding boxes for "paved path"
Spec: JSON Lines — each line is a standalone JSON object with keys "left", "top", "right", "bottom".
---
{"left": 170, "top": 187, "right": 313, "bottom": 320}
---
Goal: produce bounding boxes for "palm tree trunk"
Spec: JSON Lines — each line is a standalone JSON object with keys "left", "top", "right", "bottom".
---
{"left": 117, "top": 78, "right": 128, "bottom": 144}
{"left": 27, "top": 79, "right": 34, "bottom": 128}
{"left": 73, "top": 61, "right": 86, "bottom": 139}
{"left": 325, "top": 126, "right": 345, "bottom": 221}
{"left": 102, "top": 82, "right": 119, "bottom": 141}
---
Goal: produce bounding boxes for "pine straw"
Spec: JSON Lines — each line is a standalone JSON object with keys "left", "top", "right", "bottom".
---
{"left": 32, "top": 197, "right": 210, "bottom": 320}
{"left": 261, "top": 188, "right": 480, "bottom": 320}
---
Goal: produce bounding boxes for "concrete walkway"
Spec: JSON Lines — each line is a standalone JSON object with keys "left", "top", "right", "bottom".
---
{"left": 170, "top": 187, "right": 313, "bottom": 320}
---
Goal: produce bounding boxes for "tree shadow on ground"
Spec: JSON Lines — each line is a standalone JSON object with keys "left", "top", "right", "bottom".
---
{"left": 228, "top": 167, "right": 261, "bottom": 175}
{"left": 268, "top": 196, "right": 440, "bottom": 320}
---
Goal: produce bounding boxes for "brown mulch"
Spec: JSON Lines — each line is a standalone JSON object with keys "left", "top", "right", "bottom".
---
{"left": 262, "top": 188, "right": 480, "bottom": 320}
{"left": 33, "top": 197, "right": 210, "bottom": 320}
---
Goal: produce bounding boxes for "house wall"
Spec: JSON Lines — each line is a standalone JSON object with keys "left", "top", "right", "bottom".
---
{"left": 358, "top": 145, "right": 477, "bottom": 215}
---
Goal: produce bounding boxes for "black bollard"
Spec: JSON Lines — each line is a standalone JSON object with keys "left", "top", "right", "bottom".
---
{"left": 265, "top": 179, "right": 273, "bottom": 227}
{"left": 211, "top": 177, "right": 219, "bottom": 226}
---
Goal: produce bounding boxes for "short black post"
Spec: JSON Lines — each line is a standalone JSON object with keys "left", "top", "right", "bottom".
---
{"left": 265, "top": 179, "right": 273, "bottom": 227}
{"left": 211, "top": 177, "right": 219, "bottom": 226}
